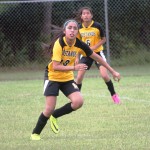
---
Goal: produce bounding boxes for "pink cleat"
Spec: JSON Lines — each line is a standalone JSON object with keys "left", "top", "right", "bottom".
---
{"left": 112, "top": 94, "right": 121, "bottom": 104}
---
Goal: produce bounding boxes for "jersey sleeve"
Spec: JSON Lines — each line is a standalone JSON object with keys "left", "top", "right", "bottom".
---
{"left": 98, "top": 23, "right": 105, "bottom": 37}
{"left": 94, "top": 22, "right": 105, "bottom": 38}
{"left": 52, "top": 39, "right": 62, "bottom": 62}
{"left": 77, "top": 39, "right": 93, "bottom": 57}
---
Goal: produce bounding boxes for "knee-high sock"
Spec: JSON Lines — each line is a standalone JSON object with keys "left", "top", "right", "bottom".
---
{"left": 105, "top": 80, "right": 116, "bottom": 96}
{"left": 32, "top": 112, "right": 49, "bottom": 134}
{"left": 52, "top": 103, "right": 74, "bottom": 118}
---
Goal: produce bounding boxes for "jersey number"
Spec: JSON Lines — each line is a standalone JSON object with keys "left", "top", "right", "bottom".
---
{"left": 62, "top": 60, "right": 70, "bottom": 66}
{"left": 86, "top": 40, "right": 91, "bottom": 46}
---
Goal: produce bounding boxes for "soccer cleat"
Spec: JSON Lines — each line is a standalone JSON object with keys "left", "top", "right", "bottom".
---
{"left": 112, "top": 94, "right": 121, "bottom": 104}
{"left": 50, "top": 115, "right": 59, "bottom": 134}
{"left": 30, "top": 134, "right": 41, "bottom": 140}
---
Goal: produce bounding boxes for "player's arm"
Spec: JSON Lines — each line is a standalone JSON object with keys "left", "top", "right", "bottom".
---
{"left": 75, "top": 53, "right": 80, "bottom": 65}
{"left": 90, "top": 37, "right": 106, "bottom": 51}
{"left": 52, "top": 60, "right": 87, "bottom": 71}
{"left": 53, "top": 61, "right": 75, "bottom": 71}
{"left": 90, "top": 23, "right": 106, "bottom": 51}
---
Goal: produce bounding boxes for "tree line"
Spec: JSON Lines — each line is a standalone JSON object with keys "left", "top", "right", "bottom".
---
{"left": 0, "top": 0, "right": 149, "bottom": 66}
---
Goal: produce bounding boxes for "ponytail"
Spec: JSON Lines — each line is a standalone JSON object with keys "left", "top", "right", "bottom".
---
{"left": 41, "top": 25, "right": 64, "bottom": 59}
{"left": 41, "top": 19, "right": 78, "bottom": 59}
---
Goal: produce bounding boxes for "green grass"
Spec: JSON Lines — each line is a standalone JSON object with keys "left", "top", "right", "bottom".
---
{"left": 0, "top": 74, "right": 150, "bottom": 150}
{"left": 0, "top": 64, "right": 150, "bottom": 81}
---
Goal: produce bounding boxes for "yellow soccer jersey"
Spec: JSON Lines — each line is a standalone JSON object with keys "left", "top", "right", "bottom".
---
{"left": 46, "top": 36, "right": 93, "bottom": 82}
{"left": 78, "top": 20, "right": 105, "bottom": 53}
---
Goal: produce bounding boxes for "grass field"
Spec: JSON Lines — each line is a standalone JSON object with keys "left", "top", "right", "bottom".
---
{"left": 0, "top": 65, "right": 150, "bottom": 150}
{"left": 0, "top": 64, "right": 150, "bottom": 81}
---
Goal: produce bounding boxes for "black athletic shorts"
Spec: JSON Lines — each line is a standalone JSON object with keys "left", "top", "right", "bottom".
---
{"left": 43, "top": 80, "right": 79, "bottom": 97}
{"left": 80, "top": 51, "right": 107, "bottom": 70}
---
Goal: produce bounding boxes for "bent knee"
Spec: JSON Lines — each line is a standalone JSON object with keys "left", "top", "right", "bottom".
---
{"left": 43, "top": 106, "right": 54, "bottom": 117}
{"left": 72, "top": 98, "right": 84, "bottom": 110}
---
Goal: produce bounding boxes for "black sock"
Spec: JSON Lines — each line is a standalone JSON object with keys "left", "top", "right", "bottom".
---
{"left": 52, "top": 103, "right": 74, "bottom": 118}
{"left": 32, "top": 112, "right": 49, "bottom": 134}
{"left": 77, "top": 83, "right": 82, "bottom": 91}
{"left": 105, "top": 80, "right": 116, "bottom": 96}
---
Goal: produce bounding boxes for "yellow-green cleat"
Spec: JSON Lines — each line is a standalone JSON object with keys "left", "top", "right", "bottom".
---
{"left": 50, "top": 115, "right": 59, "bottom": 134}
{"left": 30, "top": 134, "right": 41, "bottom": 140}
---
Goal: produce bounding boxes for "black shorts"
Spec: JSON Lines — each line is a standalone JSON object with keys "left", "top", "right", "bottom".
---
{"left": 80, "top": 51, "right": 107, "bottom": 70}
{"left": 43, "top": 80, "right": 79, "bottom": 97}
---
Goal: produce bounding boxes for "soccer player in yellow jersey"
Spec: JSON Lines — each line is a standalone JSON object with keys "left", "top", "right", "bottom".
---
{"left": 30, "top": 19, "right": 121, "bottom": 140}
{"left": 74, "top": 7, "right": 121, "bottom": 104}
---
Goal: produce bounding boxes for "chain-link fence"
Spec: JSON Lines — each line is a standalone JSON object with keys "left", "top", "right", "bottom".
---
{"left": 0, "top": 0, "right": 150, "bottom": 80}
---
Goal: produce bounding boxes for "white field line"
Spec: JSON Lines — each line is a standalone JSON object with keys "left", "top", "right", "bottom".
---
{"left": 82, "top": 93, "right": 150, "bottom": 104}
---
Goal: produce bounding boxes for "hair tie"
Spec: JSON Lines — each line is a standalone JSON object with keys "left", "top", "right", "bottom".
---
{"left": 63, "top": 19, "right": 78, "bottom": 29}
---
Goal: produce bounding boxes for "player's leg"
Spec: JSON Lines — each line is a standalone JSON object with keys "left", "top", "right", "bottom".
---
{"left": 99, "top": 65, "right": 114, "bottom": 94}
{"left": 31, "top": 96, "right": 57, "bottom": 140}
{"left": 96, "top": 51, "right": 121, "bottom": 104}
{"left": 75, "top": 56, "right": 93, "bottom": 90}
{"left": 76, "top": 69, "right": 86, "bottom": 90}
{"left": 51, "top": 80, "right": 83, "bottom": 133}
{"left": 99, "top": 65, "right": 120, "bottom": 104}
{"left": 30, "top": 80, "right": 59, "bottom": 139}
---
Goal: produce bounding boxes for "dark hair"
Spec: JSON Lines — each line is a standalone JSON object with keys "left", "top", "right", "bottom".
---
{"left": 41, "top": 25, "right": 64, "bottom": 58}
{"left": 74, "top": 6, "right": 93, "bottom": 23}
{"left": 42, "top": 19, "right": 78, "bottom": 58}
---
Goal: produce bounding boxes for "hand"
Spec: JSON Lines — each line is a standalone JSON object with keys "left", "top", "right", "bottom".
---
{"left": 112, "top": 71, "right": 121, "bottom": 82}
{"left": 74, "top": 63, "right": 88, "bottom": 71}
